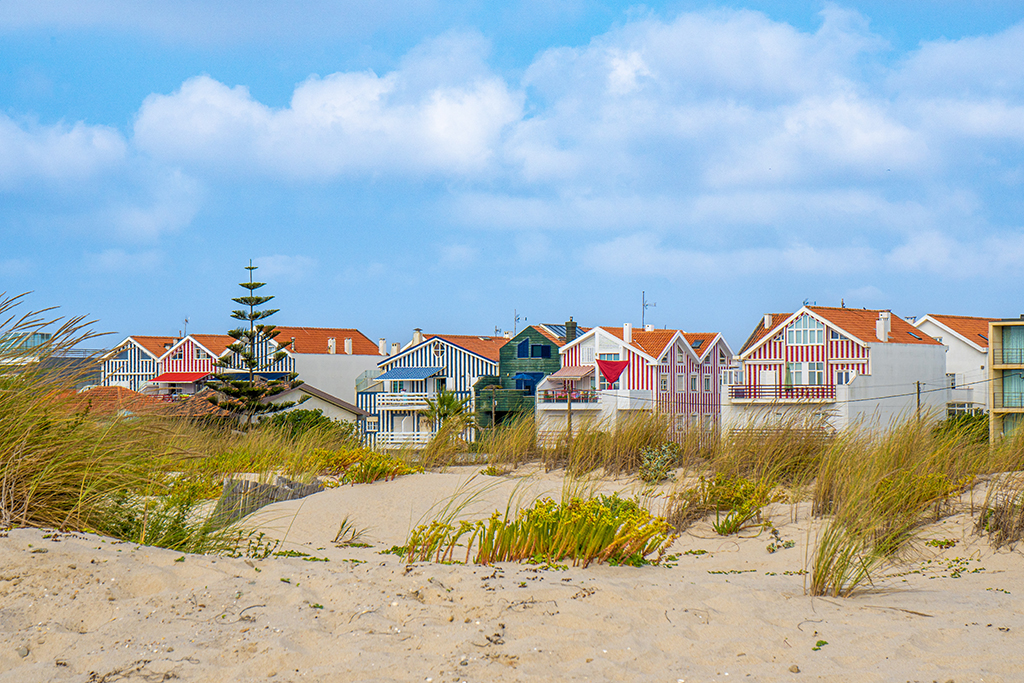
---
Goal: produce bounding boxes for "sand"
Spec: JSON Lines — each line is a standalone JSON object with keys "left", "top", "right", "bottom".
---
{"left": 1, "top": 466, "right": 1021, "bottom": 682}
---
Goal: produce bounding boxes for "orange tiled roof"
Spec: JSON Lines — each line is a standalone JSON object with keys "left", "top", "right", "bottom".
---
{"left": 64, "top": 386, "right": 169, "bottom": 416}
{"left": 425, "top": 334, "right": 509, "bottom": 361}
{"left": 129, "top": 336, "right": 179, "bottom": 359}
{"left": 600, "top": 327, "right": 683, "bottom": 358}
{"left": 924, "top": 314, "right": 996, "bottom": 348}
{"left": 532, "top": 325, "right": 592, "bottom": 347}
{"left": 189, "top": 334, "right": 235, "bottom": 356}
{"left": 684, "top": 332, "right": 718, "bottom": 359}
{"left": 809, "top": 307, "right": 941, "bottom": 346}
{"left": 273, "top": 327, "right": 381, "bottom": 355}
{"left": 739, "top": 314, "right": 791, "bottom": 354}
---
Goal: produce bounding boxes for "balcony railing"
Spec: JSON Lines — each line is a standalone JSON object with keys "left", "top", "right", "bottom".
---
{"left": 538, "top": 389, "right": 600, "bottom": 404}
{"left": 994, "top": 392, "right": 1024, "bottom": 410}
{"left": 378, "top": 432, "right": 433, "bottom": 445}
{"left": 376, "top": 392, "right": 432, "bottom": 409}
{"left": 728, "top": 384, "right": 836, "bottom": 401}
{"left": 993, "top": 347, "right": 1024, "bottom": 365}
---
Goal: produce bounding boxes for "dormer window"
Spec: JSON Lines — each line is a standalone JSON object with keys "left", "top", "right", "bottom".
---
{"left": 787, "top": 315, "right": 824, "bottom": 345}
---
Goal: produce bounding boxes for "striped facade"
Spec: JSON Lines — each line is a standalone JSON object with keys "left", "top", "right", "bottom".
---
{"left": 357, "top": 335, "right": 502, "bottom": 448}
{"left": 553, "top": 327, "right": 733, "bottom": 428}
{"left": 101, "top": 338, "right": 168, "bottom": 392}
{"left": 160, "top": 337, "right": 224, "bottom": 375}
{"left": 739, "top": 314, "right": 870, "bottom": 392}
{"left": 218, "top": 335, "right": 296, "bottom": 377}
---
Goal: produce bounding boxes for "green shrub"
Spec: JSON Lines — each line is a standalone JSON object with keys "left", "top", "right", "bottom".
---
{"left": 638, "top": 444, "right": 678, "bottom": 483}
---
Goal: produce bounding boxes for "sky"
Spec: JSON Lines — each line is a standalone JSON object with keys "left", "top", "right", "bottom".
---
{"left": 2, "top": 1, "right": 1024, "bottom": 351}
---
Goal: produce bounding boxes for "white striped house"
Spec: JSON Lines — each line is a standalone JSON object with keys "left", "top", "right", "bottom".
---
{"left": 101, "top": 336, "right": 178, "bottom": 392}
{"left": 357, "top": 332, "right": 507, "bottom": 448}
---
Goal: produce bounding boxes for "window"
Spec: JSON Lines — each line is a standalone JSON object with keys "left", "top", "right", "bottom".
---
{"left": 676, "top": 349, "right": 685, "bottom": 364}
{"left": 660, "top": 374, "right": 669, "bottom": 392}
{"left": 787, "top": 315, "right": 824, "bottom": 345}
{"left": 787, "top": 362, "right": 824, "bottom": 386}
{"left": 599, "top": 354, "right": 621, "bottom": 390}
{"left": 836, "top": 370, "right": 853, "bottom": 385}
{"left": 171, "top": 349, "right": 183, "bottom": 361}
{"left": 598, "top": 353, "right": 620, "bottom": 361}
{"left": 530, "top": 344, "right": 552, "bottom": 359}
{"left": 364, "top": 417, "right": 379, "bottom": 432}
{"left": 703, "top": 375, "right": 711, "bottom": 393}
{"left": 195, "top": 348, "right": 207, "bottom": 360}
{"left": 582, "top": 347, "right": 595, "bottom": 363}
{"left": 676, "top": 373, "right": 686, "bottom": 391}
{"left": 517, "top": 339, "right": 530, "bottom": 359}
{"left": 690, "top": 374, "right": 698, "bottom": 392}
{"left": 947, "top": 373, "right": 957, "bottom": 389}
{"left": 829, "top": 329, "right": 848, "bottom": 341}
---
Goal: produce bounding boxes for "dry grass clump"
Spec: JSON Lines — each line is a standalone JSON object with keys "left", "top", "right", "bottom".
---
{"left": 404, "top": 493, "right": 677, "bottom": 567}
{"left": 540, "top": 412, "right": 674, "bottom": 476}
{"left": 477, "top": 413, "right": 538, "bottom": 471}
{"left": 975, "top": 426, "right": 1024, "bottom": 548}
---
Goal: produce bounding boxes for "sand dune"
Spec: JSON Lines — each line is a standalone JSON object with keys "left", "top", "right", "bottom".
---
{"left": 1, "top": 466, "right": 1021, "bottom": 682}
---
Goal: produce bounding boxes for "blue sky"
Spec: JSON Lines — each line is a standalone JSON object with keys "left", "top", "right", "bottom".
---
{"left": 2, "top": 1, "right": 1023, "bottom": 350}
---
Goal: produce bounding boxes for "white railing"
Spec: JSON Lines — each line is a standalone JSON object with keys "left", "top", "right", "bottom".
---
{"left": 379, "top": 432, "right": 433, "bottom": 446}
{"left": 376, "top": 392, "right": 431, "bottom": 408}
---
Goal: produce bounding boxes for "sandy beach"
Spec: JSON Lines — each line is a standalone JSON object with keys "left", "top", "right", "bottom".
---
{"left": 1, "top": 466, "right": 1021, "bottom": 682}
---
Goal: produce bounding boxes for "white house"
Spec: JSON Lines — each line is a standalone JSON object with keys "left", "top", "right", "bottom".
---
{"left": 264, "top": 384, "right": 371, "bottom": 424}
{"left": 723, "top": 306, "right": 949, "bottom": 430}
{"left": 913, "top": 314, "right": 994, "bottom": 414}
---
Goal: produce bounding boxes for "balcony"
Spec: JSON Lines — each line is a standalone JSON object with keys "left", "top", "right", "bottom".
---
{"left": 376, "top": 392, "right": 431, "bottom": 409}
{"left": 377, "top": 431, "right": 433, "bottom": 446}
{"left": 993, "top": 392, "right": 1024, "bottom": 411}
{"left": 992, "top": 346, "right": 1024, "bottom": 366}
{"left": 728, "top": 384, "right": 836, "bottom": 402}
{"left": 538, "top": 389, "right": 600, "bottom": 408}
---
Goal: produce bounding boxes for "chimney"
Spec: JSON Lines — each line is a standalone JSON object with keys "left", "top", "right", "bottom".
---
{"left": 344, "top": 337, "right": 353, "bottom": 355}
{"left": 623, "top": 323, "right": 632, "bottom": 344}
{"left": 644, "top": 324, "right": 654, "bottom": 332}
{"left": 290, "top": 336, "right": 296, "bottom": 351}
{"left": 875, "top": 311, "right": 891, "bottom": 342}
{"left": 565, "top": 318, "right": 577, "bottom": 343}
{"left": 391, "top": 342, "right": 400, "bottom": 355}
{"left": 763, "top": 314, "right": 773, "bottom": 329}
{"left": 503, "top": 331, "right": 512, "bottom": 339}
{"left": 412, "top": 328, "right": 424, "bottom": 345}
{"left": 378, "top": 338, "right": 387, "bottom": 355}
{"left": 327, "top": 337, "right": 336, "bottom": 354}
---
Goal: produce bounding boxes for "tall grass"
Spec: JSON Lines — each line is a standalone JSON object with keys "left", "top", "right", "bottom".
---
{"left": 476, "top": 413, "right": 538, "bottom": 471}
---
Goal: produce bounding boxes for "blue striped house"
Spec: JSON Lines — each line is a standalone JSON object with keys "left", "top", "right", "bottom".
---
{"left": 101, "top": 336, "right": 178, "bottom": 392}
{"left": 357, "top": 330, "right": 508, "bottom": 448}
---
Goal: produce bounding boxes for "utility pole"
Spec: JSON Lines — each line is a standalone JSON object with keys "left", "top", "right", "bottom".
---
{"left": 565, "top": 379, "right": 573, "bottom": 452}
{"left": 916, "top": 381, "right": 921, "bottom": 419}
{"left": 642, "top": 291, "right": 656, "bottom": 327}
{"left": 513, "top": 310, "right": 521, "bottom": 335}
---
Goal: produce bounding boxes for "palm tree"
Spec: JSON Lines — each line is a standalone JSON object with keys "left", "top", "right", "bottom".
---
{"left": 420, "top": 390, "right": 474, "bottom": 432}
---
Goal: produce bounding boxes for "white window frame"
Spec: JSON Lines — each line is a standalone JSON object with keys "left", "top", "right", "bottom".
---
{"left": 703, "top": 375, "right": 711, "bottom": 393}
{"left": 787, "top": 315, "right": 825, "bottom": 346}
{"left": 690, "top": 374, "right": 698, "bottom": 392}
{"left": 660, "top": 374, "right": 669, "bottom": 393}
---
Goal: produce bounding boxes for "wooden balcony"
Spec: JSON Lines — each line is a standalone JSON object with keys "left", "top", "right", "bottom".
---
{"left": 728, "top": 384, "right": 836, "bottom": 402}
{"left": 378, "top": 431, "right": 434, "bottom": 446}
{"left": 537, "top": 389, "right": 600, "bottom": 408}
{"left": 376, "top": 392, "right": 431, "bottom": 409}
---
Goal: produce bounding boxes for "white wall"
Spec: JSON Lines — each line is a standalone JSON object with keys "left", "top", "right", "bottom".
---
{"left": 915, "top": 319, "right": 988, "bottom": 410}
{"left": 292, "top": 353, "right": 382, "bottom": 403}
{"left": 267, "top": 392, "right": 361, "bottom": 423}
{"left": 838, "top": 342, "right": 949, "bottom": 428}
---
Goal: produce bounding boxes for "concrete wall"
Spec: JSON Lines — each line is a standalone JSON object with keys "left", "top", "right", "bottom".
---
{"left": 838, "top": 342, "right": 949, "bottom": 429}
{"left": 292, "top": 353, "right": 382, "bottom": 404}
{"left": 915, "top": 319, "right": 988, "bottom": 410}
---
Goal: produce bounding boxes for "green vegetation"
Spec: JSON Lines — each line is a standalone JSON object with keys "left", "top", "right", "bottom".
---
{"left": 404, "top": 494, "right": 676, "bottom": 568}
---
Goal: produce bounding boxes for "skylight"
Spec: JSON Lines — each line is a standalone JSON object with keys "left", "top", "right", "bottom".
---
{"left": 979, "top": 333, "right": 989, "bottom": 341}
{"left": 691, "top": 339, "right": 704, "bottom": 348}
{"left": 907, "top": 331, "right": 922, "bottom": 340}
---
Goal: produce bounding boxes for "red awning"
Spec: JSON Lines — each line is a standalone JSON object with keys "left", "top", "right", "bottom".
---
{"left": 149, "top": 372, "right": 210, "bottom": 383}
{"left": 596, "top": 359, "right": 629, "bottom": 384}
{"left": 548, "top": 366, "right": 594, "bottom": 380}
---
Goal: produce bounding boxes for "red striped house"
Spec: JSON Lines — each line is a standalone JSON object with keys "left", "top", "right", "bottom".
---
{"left": 725, "top": 306, "right": 948, "bottom": 429}
{"left": 146, "top": 334, "right": 234, "bottom": 397}
{"left": 536, "top": 323, "right": 735, "bottom": 436}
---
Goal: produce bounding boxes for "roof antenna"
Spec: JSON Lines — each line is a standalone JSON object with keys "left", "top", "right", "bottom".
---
{"left": 183, "top": 317, "right": 189, "bottom": 337}
{"left": 513, "top": 309, "right": 520, "bottom": 334}
{"left": 642, "top": 291, "right": 656, "bottom": 327}
{"left": 841, "top": 299, "right": 845, "bottom": 308}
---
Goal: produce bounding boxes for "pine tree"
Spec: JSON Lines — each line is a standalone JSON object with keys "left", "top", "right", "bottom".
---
{"left": 207, "top": 261, "right": 301, "bottom": 422}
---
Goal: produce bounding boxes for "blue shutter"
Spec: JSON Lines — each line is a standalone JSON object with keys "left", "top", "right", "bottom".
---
{"left": 517, "top": 339, "right": 530, "bottom": 358}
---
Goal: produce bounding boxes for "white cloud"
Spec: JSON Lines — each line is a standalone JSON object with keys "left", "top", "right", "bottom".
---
{"left": 252, "top": 255, "right": 318, "bottom": 281}
{"left": 0, "top": 114, "right": 126, "bottom": 189}
{"left": 134, "top": 34, "right": 523, "bottom": 178}
{"left": 582, "top": 230, "right": 1024, "bottom": 280}
{"left": 0, "top": 258, "right": 32, "bottom": 277}
{"left": 438, "top": 244, "right": 479, "bottom": 268}
{"left": 84, "top": 248, "right": 162, "bottom": 274}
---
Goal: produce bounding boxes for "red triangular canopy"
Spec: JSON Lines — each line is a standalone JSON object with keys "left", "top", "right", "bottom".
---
{"left": 596, "top": 359, "right": 628, "bottom": 385}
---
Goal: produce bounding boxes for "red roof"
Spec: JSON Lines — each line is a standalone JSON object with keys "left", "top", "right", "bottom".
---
{"left": 129, "top": 336, "right": 179, "bottom": 359}
{"left": 741, "top": 307, "right": 942, "bottom": 355}
{"left": 684, "top": 332, "right": 719, "bottom": 359}
{"left": 598, "top": 327, "right": 684, "bottom": 359}
{"left": 273, "top": 327, "right": 381, "bottom": 355}
{"left": 151, "top": 372, "right": 210, "bottom": 383}
{"left": 188, "top": 334, "right": 235, "bottom": 356}
{"left": 922, "top": 314, "right": 996, "bottom": 349}
{"left": 424, "top": 334, "right": 508, "bottom": 361}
